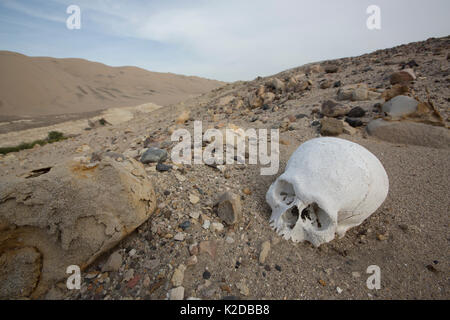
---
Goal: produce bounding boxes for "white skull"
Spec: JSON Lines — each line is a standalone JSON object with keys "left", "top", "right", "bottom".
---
{"left": 266, "top": 137, "right": 389, "bottom": 247}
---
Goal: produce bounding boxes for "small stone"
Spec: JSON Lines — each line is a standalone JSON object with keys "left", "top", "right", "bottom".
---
{"left": 214, "top": 192, "right": 242, "bottom": 225}
{"left": 169, "top": 286, "right": 185, "bottom": 300}
{"left": 143, "top": 275, "right": 151, "bottom": 287}
{"left": 189, "top": 211, "right": 201, "bottom": 219}
{"left": 321, "top": 100, "right": 351, "bottom": 118}
{"left": 259, "top": 241, "right": 271, "bottom": 264}
{"left": 275, "top": 265, "right": 282, "bottom": 272}
{"left": 156, "top": 163, "right": 172, "bottom": 172}
{"left": 236, "top": 281, "right": 249, "bottom": 296}
{"left": 318, "top": 279, "right": 327, "bottom": 286}
{"left": 140, "top": 147, "right": 168, "bottom": 164}
{"left": 242, "top": 188, "right": 252, "bottom": 195}
{"left": 320, "top": 118, "right": 343, "bottom": 136}
{"left": 345, "top": 117, "right": 363, "bottom": 128}
{"left": 102, "top": 251, "right": 122, "bottom": 272}
{"left": 189, "top": 243, "right": 199, "bottom": 256}
{"left": 128, "top": 249, "right": 136, "bottom": 257}
{"left": 189, "top": 194, "right": 200, "bottom": 205}
{"left": 347, "top": 106, "right": 366, "bottom": 118}
{"left": 202, "top": 219, "right": 210, "bottom": 230}
{"left": 171, "top": 264, "right": 186, "bottom": 286}
{"left": 336, "top": 287, "right": 343, "bottom": 294}
{"left": 174, "top": 232, "right": 186, "bottom": 241}
{"left": 202, "top": 270, "right": 211, "bottom": 280}
{"left": 179, "top": 221, "right": 191, "bottom": 231}
{"left": 199, "top": 241, "right": 217, "bottom": 259}
{"left": 352, "top": 272, "right": 361, "bottom": 278}
{"left": 186, "top": 255, "right": 198, "bottom": 267}
{"left": 377, "top": 233, "right": 388, "bottom": 241}
{"left": 123, "top": 269, "right": 134, "bottom": 282}
{"left": 210, "top": 222, "right": 224, "bottom": 233}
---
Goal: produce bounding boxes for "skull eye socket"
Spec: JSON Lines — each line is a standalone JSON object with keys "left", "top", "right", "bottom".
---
{"left": 283, "top": 206, "right": 299, "bottom": 229}
{"left": 277, "top": 180, "right": 295, "bottom": 206}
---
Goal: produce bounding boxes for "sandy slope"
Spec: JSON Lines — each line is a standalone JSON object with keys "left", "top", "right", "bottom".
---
{"left": 0, "top": 51, "right": 225, "bottom": 117}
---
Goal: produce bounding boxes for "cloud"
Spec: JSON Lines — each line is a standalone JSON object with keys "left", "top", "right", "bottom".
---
{"left": 1, "top": 0, "right": 450, "bottom": 81}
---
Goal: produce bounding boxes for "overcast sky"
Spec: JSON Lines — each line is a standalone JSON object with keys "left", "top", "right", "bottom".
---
{"left": 0, "top": 0, "right": 449, "bottom": 81}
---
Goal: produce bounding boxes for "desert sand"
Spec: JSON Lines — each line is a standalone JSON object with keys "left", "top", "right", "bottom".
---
{"left": 0, "top": 51, "right": 224, "bottom": 117}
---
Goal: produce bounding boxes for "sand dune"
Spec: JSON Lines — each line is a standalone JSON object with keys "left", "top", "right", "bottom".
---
{"left": 0, "top": 51, "right": 225, "bottom": 117}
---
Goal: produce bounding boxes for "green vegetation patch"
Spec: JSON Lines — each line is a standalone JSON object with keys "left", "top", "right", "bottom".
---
{"left": 0, "top": 131, "right": 67, "bottom": 155}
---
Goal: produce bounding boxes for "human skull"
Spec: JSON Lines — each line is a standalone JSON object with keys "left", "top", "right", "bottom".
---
{"left": 266, "top": 137, "right": 389, "bottom": 247}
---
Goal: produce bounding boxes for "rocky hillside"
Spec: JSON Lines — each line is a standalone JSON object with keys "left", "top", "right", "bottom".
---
{"left": 0, "top": 36, "right": 449, "bottom": 300}
{"left": 0, "top": 51, "right": 225, "bottom": 117}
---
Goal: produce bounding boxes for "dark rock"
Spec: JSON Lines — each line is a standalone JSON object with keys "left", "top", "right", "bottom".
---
{"left": 140, "top": 147, "right": 168, "bottom": 164}
{"left": 156, "top": 163, "right": 172, "bottom": 172}
{"left": 202, "top": 271, "right": 211, "bottom": 280}
{"left": 179, "top": 221, "right": 191, "bottom": 231}
{"left": 347, "top": 107, "right": 366, "bottom": 118}
{"left": 345, "top": 118, "right": 364, "bottom": 128}
{"left": 333, "top": 81, "right": 342, "bottom": 88}
{"left": 275, "top": 265, "right": 282, "bottom": 272}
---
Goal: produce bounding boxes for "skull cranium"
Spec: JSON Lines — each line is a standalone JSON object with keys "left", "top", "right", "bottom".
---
{"left": 266, "top": 137, "right": 389, "bottom": 247}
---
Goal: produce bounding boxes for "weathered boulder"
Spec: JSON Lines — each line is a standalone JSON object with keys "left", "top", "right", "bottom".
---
{"left": 0, "top": 157, "right": 156, "bottom": 298}
{"left": 366, "top": 119, "right": 450, "bottom": 149}
{"left": 321, "top": 100, "right": 351, "bottom": 118}
{"left": 390, "top": 69, "right": 416, "bottom": 85}
{"left": 382, "top": 95, "right": 419, "bottom": 119}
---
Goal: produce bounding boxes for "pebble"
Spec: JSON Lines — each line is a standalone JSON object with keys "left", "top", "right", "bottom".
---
{"left": 275, "top": 265, "right": 282, "bottom": 272}
{"left": 211, "top": 222, "right": 224, "bottom": 232}
{"left": 336, "top": 287, "right": 343, "bottom": 294}
{"left": 189, "top": 211, "right": 201, "bottom": 219}
{"left": 347, "top": 106, "right": 366, "bottom": 118}
{"left": 140, "top": 147, "right": 168, "bottom": 164}
{"left": 189, "top": 243, "right": 199, "bottom": 256}
{"left": 236, "top": 281, "right": 250, "bottom": 296}
{"left": 259, "top": 241, "right": 271, "bottom": 264}
{"left": 179, "top": 221, "right": 191, "bottom": 230}
{"left": 202, "top": 220, "right": 210, "bottom": 230}
{"left": 345, "top": 117, "right": 363, "bottom": 128}
{"left": 171, "top": 264, "right": 186, "bottom": 286}
{"left": 169, "top": 286, "right": 185, "bottom": 300}
{"left": 202, "top": 270, "right": 211, "bottom": 280}
{"left": 123, "top": 269, "right": 135, "bottom": 282}
{"left": 128, "top": 249, "right": 136, "bottom": 257}
{"left": 174, "top": 232, "right": 186, "bottom": 241}
{"left": 186, "top": 255, "right": 198, "bottom": 267}
{"left": 189, "top": 194, "right": 200, "bottom": 204}
{"left": 156, "top": 163, "right": 172, "bottom": 172}
{"left": 101, "top": 251, "right": 122, "bottom": 272}
{"left": 214, "top": 191, "right": 242, "bottom": 225}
